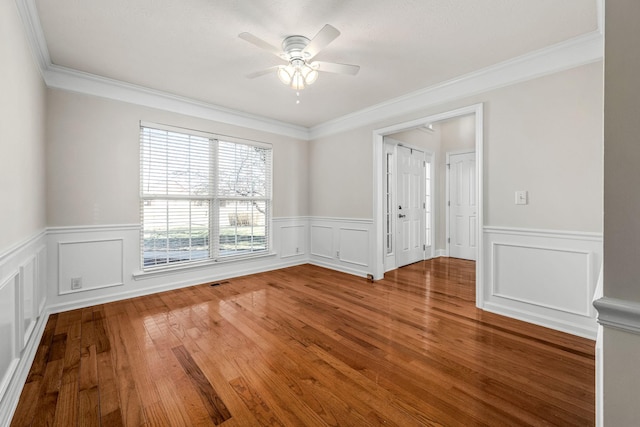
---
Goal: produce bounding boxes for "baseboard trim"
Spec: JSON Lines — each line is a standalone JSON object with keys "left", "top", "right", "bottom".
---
{"left": 308, "top": 259, "right": 370, "bottom": 279}
{"left": 594, "top": 297, "right": 640, "bottom": 336}
{"left": 47, "top": 258, "right": 308, "bottom": 315}
{"left": 484, "top": 301, "right": 597, "bottom": 340}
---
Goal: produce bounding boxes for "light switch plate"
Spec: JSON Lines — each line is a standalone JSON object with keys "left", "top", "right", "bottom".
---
{"left": 515, "top": 190, "right": 528, "bottom": 205}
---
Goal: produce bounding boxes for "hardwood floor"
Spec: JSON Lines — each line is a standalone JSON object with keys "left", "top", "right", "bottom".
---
{"left": 11, "top": 258, "right": 595, "bottom": 426}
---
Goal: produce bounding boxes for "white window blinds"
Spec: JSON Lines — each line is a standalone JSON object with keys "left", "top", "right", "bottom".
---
{"left": 140, "top": 124, "right": 272, "bottom": 269}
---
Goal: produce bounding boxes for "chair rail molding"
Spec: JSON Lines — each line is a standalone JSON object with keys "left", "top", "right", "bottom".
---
{"left": 594, "top": 297, "right": 640, "bottom": 335}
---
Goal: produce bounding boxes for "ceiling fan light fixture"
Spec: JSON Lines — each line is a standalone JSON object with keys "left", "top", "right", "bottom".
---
{"left": 301, "top": 64, "right": 318, "bottom": 85}
{"left": 280, "top": 61, "right": 318, "bottom": 90}
{"left": 241, "top": 25, "right": 359, "bottom": 92}
{"left": 277, "top": 65, "right": 294, "bottom": 85}
{"left": 290, "top": 72, "right": 305, "bottom": 90}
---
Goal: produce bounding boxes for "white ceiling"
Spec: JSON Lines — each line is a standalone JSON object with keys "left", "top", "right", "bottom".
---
{"left": 32, "top": 0, "right": 599, "bottom": 128}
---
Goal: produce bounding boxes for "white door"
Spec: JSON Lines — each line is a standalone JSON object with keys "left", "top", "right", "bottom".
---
{"left": 448, "top": 151, "right": 477, "bottom": 260}
{"left": 396, "top": 146, "right": 424, "bottom": 267}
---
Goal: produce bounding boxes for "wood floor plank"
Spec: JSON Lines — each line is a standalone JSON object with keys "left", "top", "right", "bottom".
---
{"left": 172, "top": 345, "right": 232, "bottom": 424}
{"left": 11, "top": 259, "right": 595, "bottom": 426}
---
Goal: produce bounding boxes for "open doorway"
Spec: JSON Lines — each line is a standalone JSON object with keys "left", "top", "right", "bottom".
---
{"left": 372, "top": 103, "right": 484, "bottom": 308}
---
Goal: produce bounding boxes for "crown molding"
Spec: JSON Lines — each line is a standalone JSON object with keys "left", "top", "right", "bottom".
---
{"left": 309, "top": 31, "right": 603, "bottom": 139}
{"left": 16, "top": 0, "right": 603, "bottom": 142}
{"left": 13, "top": 0, "right": 309, "bottom": 141}
{"left": 43, "top": 65, "right": 310, "bottom": 140}
{"left": 13, "top": 0, "right": 50, "bottom": 73}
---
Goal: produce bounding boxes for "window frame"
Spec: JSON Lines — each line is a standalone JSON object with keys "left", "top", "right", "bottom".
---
{"left": 139, "top": 122, "right": 273, "bottom": 271}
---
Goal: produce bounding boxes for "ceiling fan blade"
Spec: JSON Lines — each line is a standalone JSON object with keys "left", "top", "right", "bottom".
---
{"left": 312, "top": 61, "right": 360, "bottom": 76}
{"left": 246, "top": 66, "right": 280, "bottom": 79}
{"left": 239, "top": 32, "right": 282, "bottom": 57}
{"left": 303, "top": 24, "right": 340, "bottom": 59}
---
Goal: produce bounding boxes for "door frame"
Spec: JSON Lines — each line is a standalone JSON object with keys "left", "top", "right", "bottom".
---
{"left": 445, "top": 149, "right": 476, "bottom": 258}
{"left": 372, "top": 103, "right": 484, "bottom": 309}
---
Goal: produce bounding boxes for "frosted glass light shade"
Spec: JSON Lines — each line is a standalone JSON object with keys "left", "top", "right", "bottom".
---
{"left": 277, "top": 61, "right": 318, "bottom": 90}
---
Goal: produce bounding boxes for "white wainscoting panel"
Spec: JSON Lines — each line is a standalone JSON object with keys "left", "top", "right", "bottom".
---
{"left": 493, "top": 243, "right": 592, "bottom": 316}
{"left": 0, "top": 230, "right": 48, "bottom": 426}
{"left": 37, "top": 245, "right": 47, "bottom": 316}
{"left": 0, "top": 274, "right": 18, "bottom": 405}
{"left": 58, "top": 238, "right": 125, "bottom": 295}
{"left": 484, "top": 227, "right": 602, "bottom": 339}
{"left": 46, "top": 220, "right": 310, "bottom": 313}
{"left": 309, "top": 218, "right": 374, "bottom": 277}
{"left": 19, "top": 257, "right": 38, "bottom": 349}
{"left": 339, "top": 228, "right": 369, "bottom": 267}
{"left": 310, "top": 225, "right": 334, "bottom": 259}
{"left": 278, "top": 223, "right": 306, "bottom": 259}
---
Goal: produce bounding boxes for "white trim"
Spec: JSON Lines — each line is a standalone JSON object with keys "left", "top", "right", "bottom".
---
{"left": 13, "top": 0, "right": 50, "bottom": 74}
{"left": 0, "top": 229, "right": 46, "bottom": 263}
{"left": 594, "top": 265, "right": 604, "bottom": 427}
{"left": 484, "top": 226, "right": 603, "bottom": 241}
{"left": 47, "top": 224, "right": 139, "bottom": 234}
{"left": 132, "top": 251, "right": 278, "bottom": 279}
{"left": 308, "top": 259, "right": 369, "bottom": 279}
{"left": 272, "top": 216, "right": 311, "bottom": 223}
{"left": 434, "top": 249, "right": 447, "bottom": 258}
{"left": 45, "top": 65, "right": 309, "bottom": 140}
{"left": 483, "top": 300, "right": 596, "bottom": 339}
{"left": 310, "top": 32, "right": 603, "bottom": 139}
{"left": 594, "top": 297, "right": 640, "bottom": 336}
{"left": 307, "top": 217, "right": 373, "bottom": 225}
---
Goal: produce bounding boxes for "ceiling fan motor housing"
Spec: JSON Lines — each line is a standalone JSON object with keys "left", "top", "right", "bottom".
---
{"left": 281, "top": 35, "right": 311, "bottom": 61}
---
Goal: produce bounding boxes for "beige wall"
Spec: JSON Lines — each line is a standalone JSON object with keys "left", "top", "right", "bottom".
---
{"left": 46, "top": 89, "right": 309, "bottom": 227}
{"left": 0, "top": 1, "right": 47, "bottom": 253}
{"left": 309, "top": 127, "right": 373, "bottom": 218}
{"left": 602, "top": 1, "right": 640, "bottom": 424}
{"left": 309, "top": 62, "right": 603, "bottom": 234}
{"left": 603, "top": 0, "right": 640, "bottom": 303}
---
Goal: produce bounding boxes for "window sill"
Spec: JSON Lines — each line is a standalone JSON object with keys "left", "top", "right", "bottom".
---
{"left": 132, "top": 251, "right": 277, "bottom": 280}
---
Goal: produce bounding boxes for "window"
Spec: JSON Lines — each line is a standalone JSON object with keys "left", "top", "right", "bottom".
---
{"left": 425, "top": 160, "right": 432, "bottom": 247}
{"left": 140, "top": 124, "right": 272, "bottom": 269}
{"left": 385, "top": 152, "right": 394, "bottom": 255}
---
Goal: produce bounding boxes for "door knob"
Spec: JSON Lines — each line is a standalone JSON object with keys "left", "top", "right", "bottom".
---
{"left": 399, "top": 214, "right": 406, "bottom": 218}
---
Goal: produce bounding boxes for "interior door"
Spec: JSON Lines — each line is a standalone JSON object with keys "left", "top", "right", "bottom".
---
{"left": 396, "top": 146, "right": 424, "bottom": 267}
{"left": 448, "top": 151, "right": 477, "bottom": 260}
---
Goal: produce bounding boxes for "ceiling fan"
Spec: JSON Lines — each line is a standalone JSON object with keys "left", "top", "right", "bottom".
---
{"left": 239, "top": 24, "right": 360, "bottom": 91}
